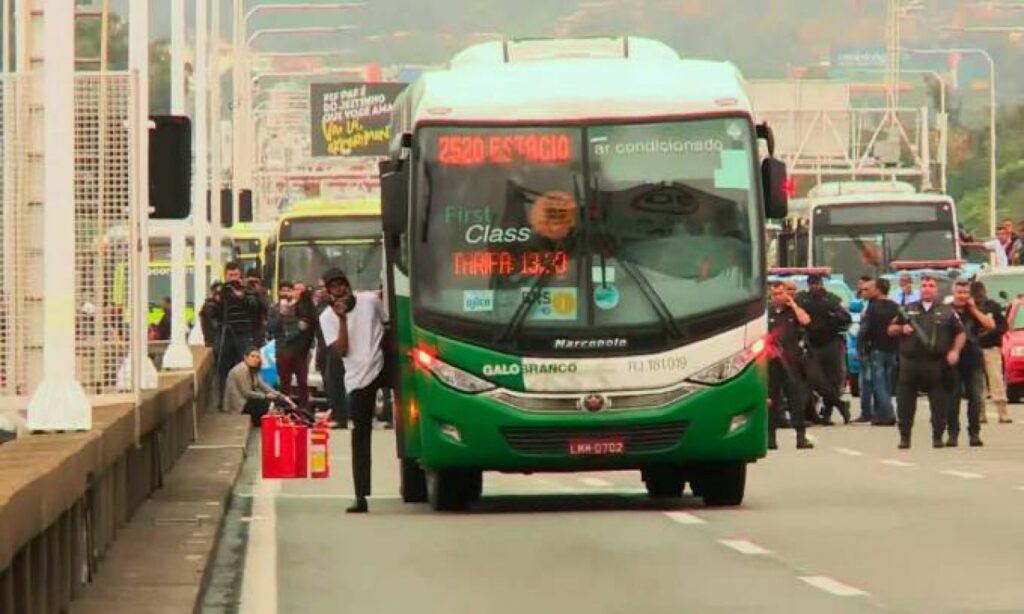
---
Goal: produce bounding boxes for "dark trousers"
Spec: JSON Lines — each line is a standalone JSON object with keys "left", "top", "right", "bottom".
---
{"left": 324, "top": 350, "right": 348, "bottom": 424}
{"left": 277, "top": 352, "right": 310, "bottom": 408}
{"left": 351, "top": 370, "right": 386, "bottom": 498}
{"left": 768, "top": 359, "right": 807, "bottom": 431}
{"left": 896, "top": 358, "right": 953, "bottom": 440}
{"left": 806, "top": 338, "right": 846, "bottom": 415}
{"left": 217, "top": 334, "right": 247, "bottom": 405}
{"left": 243, "top": 397, "right": 270, "bottom": 427}
{"left": 948, "top": 364, "right": 984, "bottom": 438}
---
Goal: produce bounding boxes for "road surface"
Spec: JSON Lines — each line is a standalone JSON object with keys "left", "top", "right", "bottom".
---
{"left": 201, "top": 403, "right": 1024, "bottom": 613}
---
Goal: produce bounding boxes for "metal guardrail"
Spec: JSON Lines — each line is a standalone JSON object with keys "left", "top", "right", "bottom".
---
{"left": 0, "top": 348, "right": 214, "bottom": 613}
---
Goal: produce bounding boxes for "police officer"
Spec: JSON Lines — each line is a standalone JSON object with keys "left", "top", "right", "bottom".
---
{"left": 887, "top": 275, "right": 966, "bottom": 449}
{"left": 767, "top": 281, "right": 814, "bottom": 450}
{"left": 945, "top": 281, "right": 994, "bottom": 447}
{"left": 797, "top": 273, "right": 852, "bottom": 425}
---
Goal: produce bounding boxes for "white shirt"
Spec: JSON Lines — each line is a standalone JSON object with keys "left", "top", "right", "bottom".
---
{"left": 984, "top": 239, "right": 1009, "bottom": 268}
{"left": 319, "top": 292, "right": 385, "bottom": 392}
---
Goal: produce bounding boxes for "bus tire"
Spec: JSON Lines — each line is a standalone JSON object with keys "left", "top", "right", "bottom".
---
{"left": 428, "top": 469, "right": 472, "bottom": 511}
{"left": 463, "top": 470, "right": 484, "bottom": 502}
{"left": 692, "top": 462, "right": 746, "bottom": 507}
{"left": 400, "top": 458, "right": 428, "bottom": 503}
{"left": 643, "top": 467, "right": 684, "bottom": 499}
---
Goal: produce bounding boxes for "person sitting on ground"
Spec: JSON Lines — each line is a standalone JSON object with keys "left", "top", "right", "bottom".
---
{"left": 224, "top": 346, "right": 286, "bottom": 425}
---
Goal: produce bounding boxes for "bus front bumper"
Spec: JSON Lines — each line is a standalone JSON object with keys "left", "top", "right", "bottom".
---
{"left": 413, "top": 363, "right": 768, "bottom": 472}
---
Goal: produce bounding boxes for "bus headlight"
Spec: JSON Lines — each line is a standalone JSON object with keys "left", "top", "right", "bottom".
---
{"left": 413, "top": 349, "right": 496, "bottom": 393}
{"left": 687, "top": 338, "right": 765, "bottom": 386}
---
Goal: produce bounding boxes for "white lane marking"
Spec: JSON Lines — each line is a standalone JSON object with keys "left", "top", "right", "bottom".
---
{"left": 240, "top": 478, "right": 279, "bottom": 614}
{"left": 940, "top": 470, "right": 984, "bottom": 480}
{"left": 798, "top": 576, "right": 868, "bottom": 597}
{"left": 1015, "top": 486, "right": 1024, "bottom": 492}
{"left": 719, "top": 539, "right": 770, "bottom": 555}
{"left": 578, "top": 477, "right": 614, "bottom": 488}
{"left": 881, "top": 459, "right": 915, "bottom": 468}
{"left": 664, "top": 511, "right": 706, "bottom": 525}
{"left": 833, "top": 447, "right": 864, "bottom": 457}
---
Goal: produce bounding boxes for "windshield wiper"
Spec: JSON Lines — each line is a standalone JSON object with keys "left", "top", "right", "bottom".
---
{"left": 591, "top": 176, "right": 683, "bottom": 340}
{"left": 498, "top": 174, "right": 583, "bottom": 344}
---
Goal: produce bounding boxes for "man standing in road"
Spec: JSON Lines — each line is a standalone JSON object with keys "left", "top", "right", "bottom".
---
{"left": 319, "top": 268, "right": 386, "bottom": 514}
{"left": 888, "top": 276, "right": 966, "bottom": 449}
{"left": 858, "top": 279, "right": 899, "bottom": 426}
{"left": 766, "top": 281, "right": 814, "bottom": 450}
{"left": 316, "top": 277, "right": 348, "bottom": 430}
{"left": 854, "top": 277, "right": 875, "bottom": 423}
{"left": 972, "top": 281, "right": 1012, "bottom": 424}
{"left": 217, "top": 262, "right": 264, "bottom": 402}
{"left": 797, "top": 273, "right": 852, "bottom": 425}
{"left": 945, "top": 281, "right": 995, "bottom": 447}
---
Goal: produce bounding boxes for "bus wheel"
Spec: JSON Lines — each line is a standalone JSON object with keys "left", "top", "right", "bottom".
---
{"left": 692, "top": 462, "right": 746, "bottom": 507}
{"left": 463, "top": 470, "right": 484, "bottom": 502}
{"left": 428, "top": 469, "right": 473, "bottom": 511}
{"left": 642, "top": 466, "right": 684, "bottom": 499}
{"left": 401, "top": 458, "right": 428, "bottom": 503}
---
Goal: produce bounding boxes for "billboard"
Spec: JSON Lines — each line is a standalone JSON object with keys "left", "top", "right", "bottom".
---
{"left": 310, "top": 82, "right": 406, "bottom": 157}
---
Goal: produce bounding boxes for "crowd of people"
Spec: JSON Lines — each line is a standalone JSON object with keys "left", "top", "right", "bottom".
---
{"left": 196, "top": 261, "right": 393, "bottom": 438}
{"left": 767, "top": 270, "right": 1012, "bottom": 451}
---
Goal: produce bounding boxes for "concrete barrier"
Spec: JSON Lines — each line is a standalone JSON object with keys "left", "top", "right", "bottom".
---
{"left": 0, "top": 348, "right": 216, "bottom": 613}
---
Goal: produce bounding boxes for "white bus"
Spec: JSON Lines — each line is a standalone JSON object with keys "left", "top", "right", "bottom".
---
{"left": 805, "top": 182, "right": 960, "bottom": 286}
{"left": 379, "top": 36, "right": 790, "bottom": 509}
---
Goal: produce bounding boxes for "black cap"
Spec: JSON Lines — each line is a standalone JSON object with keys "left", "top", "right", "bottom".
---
{"left": 322, "top": 268, "right": 349, "bottom": 285}
{"left": 807, "top": 273, "right": 824, "bottom": 285}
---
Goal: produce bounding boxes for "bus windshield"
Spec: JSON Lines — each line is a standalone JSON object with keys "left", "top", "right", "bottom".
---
{"left": 811, "top": 201, "right": 956, "bottom": 284}
{"left": 279, "top": 241, "right": 383, "bottom": 291}
{"left": 413, "top": 118, "right": 762, "bottom": 351}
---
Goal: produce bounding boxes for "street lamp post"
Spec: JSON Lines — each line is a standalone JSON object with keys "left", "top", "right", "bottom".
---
{"left": 904, "top": 47, "right": 997, "bottom": 236}
{"left": 232, "top": 3, "right": 362, "bottom": 226}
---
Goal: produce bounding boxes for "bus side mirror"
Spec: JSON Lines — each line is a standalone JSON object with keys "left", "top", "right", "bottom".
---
{"left": 761, "top": 157, "right": 789, "bottom": 220}
{"left": 379, "top": 158, "right": 409, "bottom": 235}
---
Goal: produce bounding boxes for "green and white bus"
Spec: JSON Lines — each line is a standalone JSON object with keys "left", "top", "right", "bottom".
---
{"left": 380, "top": 37, "right": 789, "bottom": 510}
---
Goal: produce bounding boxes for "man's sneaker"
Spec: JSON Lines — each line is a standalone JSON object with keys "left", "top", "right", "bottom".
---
{"left": 970, "top": 435, "right": 984, "bottom": 447}
{"left": 945, "top": 437, "right": 959, "bottom": 448}
{"left": 932, "top": 437, "right": 945, "bottom": 449}
{"left": 853, "top": 416, "right": 872, "bottom": 424}
{"left": 796, "top": 436, "right": 814, "bottom": 450}
{"left": 872, "top": 418, "right": 897, "bottom": 426}
{"left": 898, "top": 438, "right": 911, "bottom": 449}
{"left": 346, "top": 497, "right": 368, "bottom": 514}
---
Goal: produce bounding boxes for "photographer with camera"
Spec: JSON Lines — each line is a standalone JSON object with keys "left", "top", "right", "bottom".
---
{"left": 216, "top": 262, "right": 265, "bottom": 403}
{"left": 797, "top": 273, "right": 852, "bottom": 425}
{"left": 319, "top": 268, "right": 386, "bottom": 514}
{"left": 269, "top": 280, "right": 317, "bottom": 409}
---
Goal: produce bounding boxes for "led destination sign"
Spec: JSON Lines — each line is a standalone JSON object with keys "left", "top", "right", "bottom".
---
{"left": 437, "top": 133, "right": 573, "bottom": 166}
{"left": 453, "top": 250, "right": 570, "bottom": 277}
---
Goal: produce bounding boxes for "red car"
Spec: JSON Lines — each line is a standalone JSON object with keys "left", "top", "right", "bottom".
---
{"left": 1002, "top": 301, "right": 1024, "bottom": 402}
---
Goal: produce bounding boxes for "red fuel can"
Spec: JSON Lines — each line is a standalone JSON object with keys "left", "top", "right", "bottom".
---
{"left": 261, "top": 413, "right": 309, "bottom": 479}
